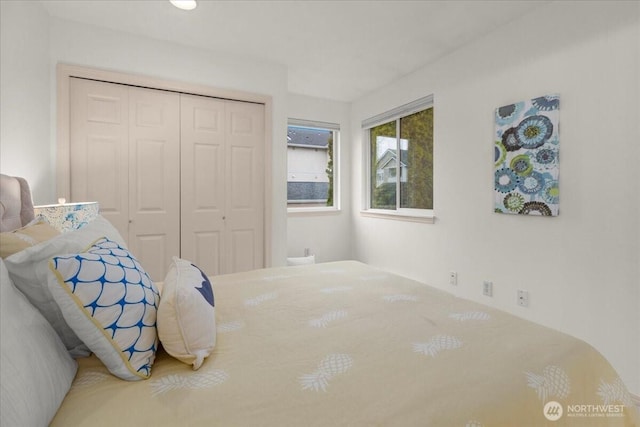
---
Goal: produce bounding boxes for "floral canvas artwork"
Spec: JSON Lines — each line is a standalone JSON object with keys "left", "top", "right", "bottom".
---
{"left": 494, "top": 94, "right": 559, "bottom": 216}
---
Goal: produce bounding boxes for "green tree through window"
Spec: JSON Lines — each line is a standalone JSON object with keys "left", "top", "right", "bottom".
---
{"left": 369, "top": 107, "right": 433, "bottom": 211}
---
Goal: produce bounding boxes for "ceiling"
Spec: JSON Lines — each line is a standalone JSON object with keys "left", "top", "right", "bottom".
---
{"left": 41, "top": 0, "right": 548, "bottom": 102}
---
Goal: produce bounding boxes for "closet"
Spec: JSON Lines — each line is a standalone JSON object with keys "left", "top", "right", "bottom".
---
{"left": 69, "top": 78, "right": 264, "bottom": 281}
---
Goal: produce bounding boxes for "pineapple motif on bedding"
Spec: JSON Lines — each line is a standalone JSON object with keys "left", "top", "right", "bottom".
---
{"left": 597, "top": 377, "right": 634, "bottom": 407}
{"left": 382, "top": 294, "right": 418, "bottom": 303}
{"left": 244, "top": 292, "right": 278, "bottom": 306}
{"left": 150, "top": 370, "right": 229, "bottom": 397}
{"left": 70, "top": 371, "right": 110, "bottom": 391}
{"left": 448, "top": 311, "right": 491, "bottom": 322}
{"left": 299, "top": 354, "right": 353, "bottom": 392}
{"left": 309, "top": 310, "right": 348, "bottom": 328}
{"left": 413, "top": 335, "right": 463, "bottom": 358}
{"left": 524, "top": 365, "right": 570, "bottom": 402}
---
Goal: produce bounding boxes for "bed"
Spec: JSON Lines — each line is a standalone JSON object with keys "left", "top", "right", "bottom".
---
{"left": 1, "top": 174, "right": 638, "bottom": 427}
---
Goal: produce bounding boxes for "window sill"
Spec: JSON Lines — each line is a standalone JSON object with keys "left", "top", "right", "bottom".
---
{"left": 360, "top": 209, "right": 435, "bottom": 224}
{"left": 288, "top": 206, "right": 341, "bottom": 217}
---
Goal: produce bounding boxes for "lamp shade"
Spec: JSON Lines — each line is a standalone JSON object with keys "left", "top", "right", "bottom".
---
{"left": 34, "top": 202, "right": 100, "bottom": 233}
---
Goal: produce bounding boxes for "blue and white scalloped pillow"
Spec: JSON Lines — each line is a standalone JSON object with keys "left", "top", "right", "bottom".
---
{"left": 158, "top": 257, "right": 215, "bottom": 370}
{"left": 47, "top": 237, "right": 160, "bottom": 381}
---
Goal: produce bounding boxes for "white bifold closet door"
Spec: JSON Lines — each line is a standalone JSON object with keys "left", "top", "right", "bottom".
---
{"left": 69, "top": 78, "right": 264, "bottom": 281}
{"left": 70, "top": 78, "right": 180, "bottom": 281}
{"left": 127, "top": 87, "right": 180, "bottom": 281}
{"left": 180, "top": 94, "right": 264, "bottom": 276}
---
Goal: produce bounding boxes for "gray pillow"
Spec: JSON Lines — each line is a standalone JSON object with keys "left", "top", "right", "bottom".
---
{"left": 0, "top": 259, "right": 77, "bottom": 426}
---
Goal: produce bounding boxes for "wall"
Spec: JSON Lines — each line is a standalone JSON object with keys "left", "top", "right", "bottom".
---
{"left": 0, "top": 1, "right": 289, "bottom": 266}
{"left": 287, "top": 93, "right": 352, "bottom": 263}
{"left": 0, "top": 1, "right": 52, "bottom": 203}
{"left": 350, "top": 1, "right": 639, "bottom": 394}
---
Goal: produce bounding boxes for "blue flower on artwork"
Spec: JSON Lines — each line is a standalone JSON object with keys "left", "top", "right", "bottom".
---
{"left": 495, "top": 167, "right": 519, "bottom": 193}
{"left": 518, "top": 170, "right": 546, "bottom": 195}
{"left": 515, "top": 115, "right": 553, "bottom": 149}
{"left": 523, "top": 107, "right": 539, "bottom": 117}
{"left": 532, "top": 95, "right": 560, "bottom": 111}
{"left": 495, "top": 102, "right": 524, "bottom": 126}
{"left": 536, "top": 148, "right": 556, "bottom": 164}
{"left": 532, "top": 147, "right": 559, "bottom": 171}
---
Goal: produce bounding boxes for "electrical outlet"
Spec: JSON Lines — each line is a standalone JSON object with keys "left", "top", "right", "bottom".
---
{"left": 483, "top": 281, "right": 493, "bottom": 297}
{"left": 449, "top": 271, "right": 457, "bottom": 286}
{"left": 517, "top": 290, "right": 529, "bottom": 307}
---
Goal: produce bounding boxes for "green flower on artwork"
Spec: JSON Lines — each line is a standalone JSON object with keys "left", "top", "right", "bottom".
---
{"left": 542, "top": 180, "right": 559, "bottom": 205}
{"left": 510, "top": 154, "right": 533, "bottom": 176}
{"left": 504, "top": 193, "right": 525, "bottom": 212}
{"left": 495, "top": 141, "right": 507, "bottom": 167}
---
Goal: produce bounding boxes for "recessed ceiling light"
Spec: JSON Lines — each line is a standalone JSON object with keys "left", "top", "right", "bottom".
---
{"left": 170, "top": 0, "right": 197, "bottom": 11}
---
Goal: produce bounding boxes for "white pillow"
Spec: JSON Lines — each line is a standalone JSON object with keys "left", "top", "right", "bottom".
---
{"left": 0, "top": 259, "right": 77, "bottom": 427}
{"left": 287, "top": 255, "right": 316, "bottom": 266}
{"left": 48, "top": 237, "right": 160, "bottom": 381}
{"left": 4, "top": 215, "right": 126, "bottom": 356}
{"left": 158, "top": 257, "right": 216, "bottom": 370}
{"left": 0, "top": 219, "right": 60, "bottom": 258}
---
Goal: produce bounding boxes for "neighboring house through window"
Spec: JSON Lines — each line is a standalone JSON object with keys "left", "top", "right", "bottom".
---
{"left": 363, "top": 95, "right": 434, "bottom": 221}
{"left": 287, "top": 119, "right": 339, "bottom": 211}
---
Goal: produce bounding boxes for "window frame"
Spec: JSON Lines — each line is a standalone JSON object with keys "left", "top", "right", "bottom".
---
{"left": 362, "top": 95, "right": 435, "bottom": 223}
{"left": 287, "top": 118, "right": 340, "bottom": 215}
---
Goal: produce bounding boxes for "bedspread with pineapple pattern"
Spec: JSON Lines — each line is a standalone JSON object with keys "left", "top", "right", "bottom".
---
{"left": 51, "top": 261, "right": 638, "bottom": 427}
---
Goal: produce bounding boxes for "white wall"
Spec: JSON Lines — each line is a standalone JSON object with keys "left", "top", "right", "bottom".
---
{"left": 0, "top": 1, "right": 289, "bottom": 266}
{"left": 351, "top": 1, "right": 639, "bottom": 394}
{"left": 0, "top": 1, "right": 52, "bottom": 203}
{"left": 287, "top": 93, "right": 352, "bottom": 262}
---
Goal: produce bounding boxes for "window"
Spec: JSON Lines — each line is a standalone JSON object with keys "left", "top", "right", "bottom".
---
{"left": 287, "top": 119, "right": 339, "bottom": 211}
{"left": 363, "top": 96, "right": 433, "bottom": 221}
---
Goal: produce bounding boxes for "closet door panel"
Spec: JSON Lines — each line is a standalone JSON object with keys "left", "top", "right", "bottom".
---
{"left": 180, "top": 95, "right": 226, "bottom": 276}
{"left": 225, "top": 101, "right": 265, "bottom": 273}
{"left": 194, "top": 231, "right": 221, "bottom": 275}
{"left": 230, "top": 229, "right": 256, "bottom": 273}
{"left": 128, "top": 87, "right": 180, "bottom": 281}
{"left": 70, "top": 78, "right": 129, "bottom": 240}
